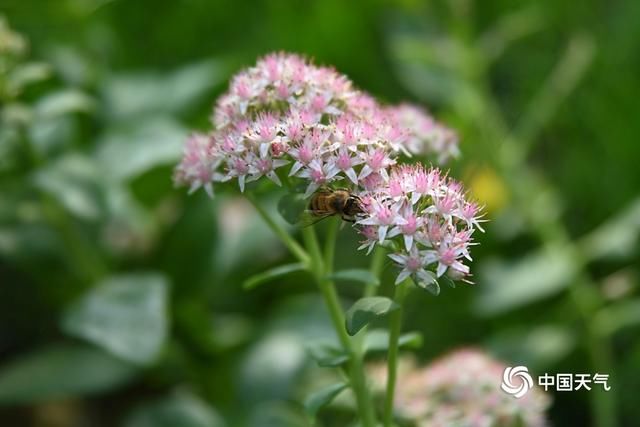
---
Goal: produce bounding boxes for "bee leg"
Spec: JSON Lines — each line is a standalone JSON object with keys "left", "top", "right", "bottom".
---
{"left": 341, "top": 215, "right": 356, "bottom": 223}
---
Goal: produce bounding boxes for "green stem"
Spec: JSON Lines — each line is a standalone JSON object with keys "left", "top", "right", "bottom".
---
{"left": 383, "top": 279, "right": 409, "bottom": 427}
{"left": 364, "top": 245, "right": 386, "bottom": 298}
{"left": 302, "top": 226, "right": 377, "bottom": 427}
{"left": 246, "top": 193, "right": 310, "bottom": 266}
{"left": 323, "top": 218, "right": 340, "bottom": 274}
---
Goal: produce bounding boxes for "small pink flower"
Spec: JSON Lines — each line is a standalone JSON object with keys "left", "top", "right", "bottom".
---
{"left": 359, "top": 147, "right": 395, "bottom": 182}
{"left": 330, "top": 147, "right": 362, "bottom": 184}
{"left": 388, "top": 246, "right": 435, "bottom": 286}
{"left": 357, "top": 197, "right": 402, "bottom": 243}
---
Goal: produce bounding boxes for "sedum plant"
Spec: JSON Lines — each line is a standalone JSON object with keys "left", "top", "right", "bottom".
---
{"left": 175, "top": 52, "right": 485, "bottom": 426}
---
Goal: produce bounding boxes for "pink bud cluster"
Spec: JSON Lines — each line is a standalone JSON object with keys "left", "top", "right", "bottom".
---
{"left": 357, "top": 164, "right": 484, "bottom": 286}
{"left": 369, "top": 349, "right": 551, "bottom": 427}
{"left": 174, "top": 52, "right": 459, "bottom": 198}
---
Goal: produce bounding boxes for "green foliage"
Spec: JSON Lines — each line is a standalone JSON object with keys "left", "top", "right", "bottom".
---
{"left": 124, "top": 391, "right": 226, "bottom": 427}
{"left": 61, "top": 273, "right": 169, "bottom": 365}
{"left": 0, "top": 344, "right": 137, "bottom": 405}
{"left": 304, "top": 382, "right": 348, "bottom": 417}
{"left": 363, "top": 329, "right": 423, "bottom": 354}
{"left": 243, "top": 262, "right": 307, "bottom": 290}
{"left": 327, "top": 269, "right": 380, "bottom": 287}
{"left": 345, "top": 297, "right": 400, "bottom": 336}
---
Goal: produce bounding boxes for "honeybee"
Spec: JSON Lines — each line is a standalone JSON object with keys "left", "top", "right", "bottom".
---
{"left": 306, "top": 187, "right": 365, "bottom": 224}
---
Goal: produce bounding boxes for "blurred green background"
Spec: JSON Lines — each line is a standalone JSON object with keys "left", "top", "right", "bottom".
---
{"left": 1, "top": 0, "right": 639, "bottom": 426}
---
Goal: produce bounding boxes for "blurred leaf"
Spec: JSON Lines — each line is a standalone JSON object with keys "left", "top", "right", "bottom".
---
{"left": 486, "top": 325, "right": 576, "bottom": 370}
{"left": 217, "top": 196, "right": 285, "bottom": 274}
{"left": 61, "top": 273, "right": 169, "bottom": 365}
{"left": 95, "top": 116, "right": 187, "bottom": 181}
{"left": 581, "top": 198, "right": 640, "bottom": 261}
{"left": 306, "top": 343, "right": 349, "bottom": 368}
{"left": 345, "top": 297, "right": 399, "bottom": 336}
{"left": 124, "top": 390, "right": 225, "bottom": 427}
{"left": 102, "top": 60, "right": 225, "bottom": 119}
{"left": 240, "top": 296, "right": 335, "bottom": 402}
{"left": 304, "top": 382, "right": 348, "bottom": 417}
{"left": 387, "top": 32, "right": 471, "bottom": 105}
{"left": 415, "top": 277, "right": 440, "bottom": 295}
{"left": 475, "top": 245, "right": 577, "bottom": 316}
{"left": 363, "top": 329, "right": 423, "bottom": 354}
{"left": 594, "top": 299, "right": 640, "bottom": 336}
{"left": 326, "top": 269, "right": 379, "bottom": 286}
{"left": 243, "top": 262, "right": 307, "bottom": 290}
{"left": 6, "top": 62, "right": 52, "bottom": 93}
{"left": 0, "top": 344, "right": 136, "bottom": 405}
{"left": 33, "top": 154, "right": 103, "bottom": 221}
{"left": 240, "top": 332, "right": 306, "bottom": 403}
{"left": 277, "top": 193, "right": 307, "bottom": 225}
{"left": 479, "top": 5, "right": 544, "bottom": 62}
{"left": 102, "top": 183, "right": 155, "bottom": 254}
{"left": 34, "top": 89, "right": 95, "bottom": 118}
{"left": 247, "top": 402, "right": 309, "bottom": 427}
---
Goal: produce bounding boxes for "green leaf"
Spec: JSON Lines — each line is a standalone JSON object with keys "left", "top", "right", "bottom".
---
{"left": 243, "top": 262, "right": 307, "bottom": 290}
{"left": 345, "top": 297, "right": 400, "bottom": 336}
{"left": 411, "top": 271, "right": 439, "bottom": 295}
{"left": 594, "top": 299, "right": 640, "bottom": 336}
{"left": 363, "top": 329, "right": 423, "bottom": 354}
{"left": 95, "top": 117, "right": 187, "bottom": 181}
{"left": 474, "top": 245, "right": 577, "bottom": 316}
{"left": 33, "top": 154, "right": 103, "bottom": 221}
{"left": 124, "top": 391, "right": 225, "bottom": 427}
{"left": 304, "top": 382, "right": 348, "bottom": 417}
{"left": 61, "top": 273, "right": 169, "bottom": 365}
{"left": 486, "top": 325, "right": 576, "bottom": 371}
{"left": 0, "top": 344, "right": 137, "bottom": 404}
{"left": 581, "top": 198, "right": 640, "bottom": 261}
{"left": 102, "top": 60, "right": 226, "bottom": 119}
{"left": 327, "top": 269, "right": 379, "bottom": 286}
{"left": 277, "top": 193, "right": 308, "bottom": 225}
{"left": 415, "top": 276, "right": 440, "bottom": 295}
{"left": 34, "top": 89, "right": 95, "bottom": 118}
{"left": 7, "top": 62, "right": 52, "bottom": 93}
{"left": 306, "top": 343, "right": 349, "bottom": 367}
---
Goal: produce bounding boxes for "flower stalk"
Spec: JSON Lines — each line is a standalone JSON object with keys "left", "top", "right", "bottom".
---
{"left": 383, "top": 278, "right": 409, "bottom": 427}
{"left": 302, "top": 224, "right": 378, "bottom": 427}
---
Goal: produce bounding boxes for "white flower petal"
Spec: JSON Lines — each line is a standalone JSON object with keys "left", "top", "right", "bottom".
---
{"left": 436, "top": 262, "right": 447, "bottom": 278}
{"left": 289, "top": 161, "right": 303, "bottom": 176}
{"left": 403, "top": 234, "right": 413, "bottom": 252}
{"left": 267, "top": 171, "right": 282, "bottom": 186}
{"left": 395, "top": 269, "right": 412, "bottom": 285}
{"left": 388, "top": 253, "right": 406, "bottom": 264}
{"left": 345, "top": 168, "right": 358, "bottom": 185}
{"left": 378, "top": 225, "right": 389, "bottom": 243}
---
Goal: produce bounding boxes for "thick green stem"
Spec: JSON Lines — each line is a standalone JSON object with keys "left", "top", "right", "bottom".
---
{"left": 383, "top": 279, "right": 408, "bottom": 427}
{"left": 302, "top": 226, "right": 377, "bottom": 427}
{"left": 246, "top": 194, "right": 310, "bottom": 266}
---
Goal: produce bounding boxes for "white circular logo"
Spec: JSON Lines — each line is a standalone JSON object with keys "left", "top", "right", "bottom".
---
{"left": 501, "top": 366, "right": 533, "bottom": 398}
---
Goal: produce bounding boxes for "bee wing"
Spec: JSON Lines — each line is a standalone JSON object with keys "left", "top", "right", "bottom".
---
{"left": 298, "top": 210, "right": 334, "bottom": 228}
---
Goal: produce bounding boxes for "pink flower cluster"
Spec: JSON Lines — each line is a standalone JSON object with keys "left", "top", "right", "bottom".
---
{"left": 174, "top": 52, "right": 481, "bottom": 286}
{"left": 174, "top": 52, "right": 459, "bottom": 198}
{"left": 357, "top": 164, "right": 484, "bottom": 287}
{"left": 369, "top": 349, "right": 551, "bottom": 427}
